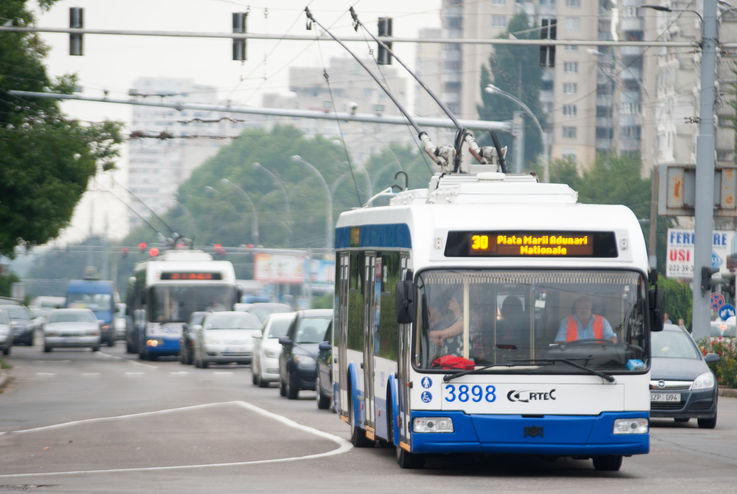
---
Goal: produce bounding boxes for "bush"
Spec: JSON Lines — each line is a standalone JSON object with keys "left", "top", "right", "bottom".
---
{"left": 699, "top": 337, "right": 737, "bottom": 388}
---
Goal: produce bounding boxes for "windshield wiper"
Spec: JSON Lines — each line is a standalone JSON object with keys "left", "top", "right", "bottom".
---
{"left": 540, "top": 358, "right": 615, "bottom": 383}
{"left": 443, "top": 361, "right": 550, "bottom": 382}
{"left": 442, "top": 358, "right": 615, "bottom": 383}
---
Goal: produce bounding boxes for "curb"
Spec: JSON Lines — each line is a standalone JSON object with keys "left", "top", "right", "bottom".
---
{"left": 719, "top": 386, "right": 737, "bottom": 398}
{"left": 0, "top": 371, "right": 8, "bottom": 392}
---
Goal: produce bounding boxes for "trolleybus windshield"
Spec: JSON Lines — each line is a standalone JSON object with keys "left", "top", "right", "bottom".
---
{"left": 415, "top": 269, "right": 649, "bottom": 374}
{"left": 149, "top": 285, "right": 236, "bottom": 323}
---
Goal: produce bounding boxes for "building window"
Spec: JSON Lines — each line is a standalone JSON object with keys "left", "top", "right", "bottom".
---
{"left": 562, "top": 149, "right": 578, "bottom": 161}
{"left": 491, "top": 15, "right": 507, "bottom": 27}
{"left": 562, "top": 104, "right": 577, "bottom": 116}
{"left": 596, "top": 127, "right": 613, "bottom": 138}
{"left": 563, "top": 82, "right": 578, "bottom": 94}
{"left": 563, "top": 61, "right": 578, "bottom": 73}
{"left": 565, "top": 17, "right": 580, "bottom": 31}
{"left": 562, "top": 126, "right": 577, "bottom": 138}
{"left": 566, "top": 0, "right": 581, "bottom": 7}
{"left": 542, "top": 79, "right": 554, "bottom": 90}
{"left": 492, "top": 0, "right": 506, "bottom": 5}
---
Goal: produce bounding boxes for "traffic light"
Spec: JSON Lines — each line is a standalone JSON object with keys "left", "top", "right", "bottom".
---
{"left": 138, "top": 242, "right": 147, "bottom": 252}
{"left": 377, "top": 17, "right": 393, "bottom": 65}
{"left": 121, "top": 247, "right": 129, "bottom": 258}
{"left": 701, "top": 266, "right": 719, "bottom": 293}
{"left": 149, "top": 247, "right": 160, "bottom": 257}
{"left": 232, "top": 12, "right": 248, "bottom": 61}
{"left": 213, "top": 243, "right": 226, "bottom": 257}
{"left": 539, "top": 18, "right": 556, "bottom": 68}
{"left": 69, "top": 7, "right": 83, "bottom": 56}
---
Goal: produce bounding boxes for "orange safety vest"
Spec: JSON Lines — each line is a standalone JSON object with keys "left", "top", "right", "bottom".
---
{"left": 566, "top": 315, "right": 603, "bottom": 341}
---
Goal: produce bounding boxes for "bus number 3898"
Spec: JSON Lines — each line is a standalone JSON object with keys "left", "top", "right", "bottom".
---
{"left": 444, "top": 384, "right": 497, "bottom": 403}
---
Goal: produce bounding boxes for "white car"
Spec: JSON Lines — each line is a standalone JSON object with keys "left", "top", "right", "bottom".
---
{"left": 251, "top": 312, "right": 296, "bottom": 387}
{"left": 193, "top": 311, "right": 262, "bottom": 368}
{"left": 0, "top": 309, "right": 12, "bottom": 356}
{"left": 42, "top": 308, "right": 101, "bottom": 352}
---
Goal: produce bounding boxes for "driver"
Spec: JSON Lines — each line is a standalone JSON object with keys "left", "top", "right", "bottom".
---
{"left": 555, "top": 296, "right": 617, "bottom": 343}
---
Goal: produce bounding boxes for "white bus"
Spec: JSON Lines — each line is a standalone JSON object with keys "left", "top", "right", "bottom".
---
{"left": 126, "top": 249, "right": 238, "bottom": 359}
{"left": 333, "top": 169, "right": 664, "bottom": 470}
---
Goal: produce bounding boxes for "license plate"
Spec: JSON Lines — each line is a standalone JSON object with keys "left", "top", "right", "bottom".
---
{"left": 651, "top": 392, "right": 681, "bottom": 402}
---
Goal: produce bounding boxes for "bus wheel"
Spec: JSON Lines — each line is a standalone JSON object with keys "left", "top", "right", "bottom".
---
{"left": 92, "top": 345, "right": 100, "bottom": 352}
{"left": 396, "top": 446, "right": 424, "bottom": 469}
{"left": 349, "top": 394, "right": 372, "bottom": 447}
{"left": 592, "top": 455, "right": 622, "bottom": 471}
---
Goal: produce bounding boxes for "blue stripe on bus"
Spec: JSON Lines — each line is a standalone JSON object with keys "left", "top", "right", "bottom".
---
{"left": 409, "top": 411, "right": 649, "bottom": 455}
{"left": 335, "top": 224, "right": 411, "bottom": 249}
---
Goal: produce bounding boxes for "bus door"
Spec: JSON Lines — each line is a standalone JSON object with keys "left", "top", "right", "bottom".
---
{"left": 337, "top": 252, "right": 350, "bottom": 419}
{"left": 396, "top": 258, "right": 411, "bottom": 448}
{"left": 362, "top": 253, "right": 378, "bottom": 437}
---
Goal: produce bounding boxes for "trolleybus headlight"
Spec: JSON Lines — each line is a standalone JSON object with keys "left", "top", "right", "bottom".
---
{"left": 146, "top": 339, "right": 160, "bottom": 348}
{"left": 613, "top": 418, "right": 648, "bottom": 434}
{"left": 691, "top": 371, "right": 715, "bottom": 390}
{"left": 413, "top": 417, "right": 454, "bottom": 433}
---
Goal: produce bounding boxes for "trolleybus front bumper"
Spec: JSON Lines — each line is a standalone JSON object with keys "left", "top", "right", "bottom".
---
{"left": 409, "top": 411, "right": 649, "bottom": 456}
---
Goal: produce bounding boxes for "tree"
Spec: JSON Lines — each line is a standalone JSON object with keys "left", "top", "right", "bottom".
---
{"left": 0, "top": 0, "right": 123, "bottom": 257}
{"left": 477, "top": 12, "right": 544, "bottom": 169}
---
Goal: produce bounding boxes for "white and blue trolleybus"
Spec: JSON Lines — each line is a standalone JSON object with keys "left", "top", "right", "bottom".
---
{"left": 127, "top": 249, "right": 238, "bottom": 360}
{"left": 333, "top": 168, "right": 664, "bottom": 470}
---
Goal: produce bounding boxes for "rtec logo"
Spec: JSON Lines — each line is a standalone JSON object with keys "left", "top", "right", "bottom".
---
{"left": 507, "top": 389, "right": 557, "bottom": 402}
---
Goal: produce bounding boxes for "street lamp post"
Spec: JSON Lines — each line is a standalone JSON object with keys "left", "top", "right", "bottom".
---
{"left": 485, "top": 84, "right": 550, "bottom": 182}
{"left": 291, "top": 155, "right": 333, "bottom": 250}
{"left": 252, "top": 162, "right": 291, "bottom": 223}
{"left": 219, "top": 179, "right": 260, "bottom": 246}
{"left": 642, "top": 1, "right": 717, "bottom": 340}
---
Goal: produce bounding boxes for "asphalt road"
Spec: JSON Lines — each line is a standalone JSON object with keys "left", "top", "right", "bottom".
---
{"left": 1, "top": 340, "right": 736, "bottom": 493}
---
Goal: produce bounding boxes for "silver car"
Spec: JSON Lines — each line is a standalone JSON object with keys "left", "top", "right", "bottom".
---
{"left": 0, "top": 309, "right": 12, "bottom": 356}
{"left": 43, "top": 308, "right": 101, "bottom": 352}
{"left": 193, "top": 311, "right": 262, "bottom": 368}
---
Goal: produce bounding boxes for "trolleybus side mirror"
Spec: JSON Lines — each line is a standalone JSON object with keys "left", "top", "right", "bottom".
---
{"left": 649, "top": 287, "right": 665, "bottom": 332}
{"left": 396, "top": 280, "right": 415, "bottom": 324}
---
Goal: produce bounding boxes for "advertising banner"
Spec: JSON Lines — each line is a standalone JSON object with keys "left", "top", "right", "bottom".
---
{"left": 666, "top": 228, "right": 736, "bottom": 279}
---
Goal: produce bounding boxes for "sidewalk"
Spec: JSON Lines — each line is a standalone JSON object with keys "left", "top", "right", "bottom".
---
{"left": 719, "top": 386, "right": 737, "bottom": 398}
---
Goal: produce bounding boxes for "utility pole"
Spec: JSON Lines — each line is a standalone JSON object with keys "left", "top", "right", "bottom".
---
{"left": 693, "top": 0, "right": 718, "bottom": 340}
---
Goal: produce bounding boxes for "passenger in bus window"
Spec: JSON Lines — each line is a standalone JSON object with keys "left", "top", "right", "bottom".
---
{"left": 498, "top": 296, "right": 526, "bottom": 343}
{"left": 429, "top": 289, "right": 464, "bottom": 355}
{"left": 555, "top": 296, "right": 617, "bottom": 343}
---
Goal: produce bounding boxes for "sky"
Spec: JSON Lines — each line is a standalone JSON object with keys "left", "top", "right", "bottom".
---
{"left": 30, "top": 0, "right": 442, "bottom": 246}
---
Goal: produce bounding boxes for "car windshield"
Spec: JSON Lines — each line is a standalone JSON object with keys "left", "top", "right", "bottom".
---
{"left": 249, "top": 304, "right": 292, "bottom": 323}
{"left": 267, "top": 317, "right": 293, "bottom": 339}
{"left": 415, "top": 269, "right": 650, "bottom": 374}
{"left": 205, "top": 312, "right": 261, "bottom": 330}
{"left": 48, "top": 311, "right": 97, "bottom": 323}
{"left": 7, "top": 307, "right": 30, "bottom": 320}
{"left": 67, "top": 293, "right": 112, "bottom": 312}
{"left": 295, "top": 317, "right": 331, "bottom": 343}
{"left": 651, "top": 330, "right": 702, "bottom": 359}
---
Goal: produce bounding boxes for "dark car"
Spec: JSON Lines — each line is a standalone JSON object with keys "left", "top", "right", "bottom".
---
{"left": 278, "top": 309, "right": 332, "bottom": 400}
{"left": 179, "top": 311, "right": 209, "bottom": 365}
{"left": 650, "top": 324, "right": 720, "bottom": 428}
{"left": 6, "top": 305, "right": 35, "bottom": 346}
{"left": 316, "top": 321, "right": 333, "bottom": 410}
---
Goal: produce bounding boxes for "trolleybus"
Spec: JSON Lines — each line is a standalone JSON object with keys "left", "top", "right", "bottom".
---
{"left": 126, "top": 249, "right": 238, "bottom": 359}
{"left": 333, "top": 168, "right": 664, "bottom": 470}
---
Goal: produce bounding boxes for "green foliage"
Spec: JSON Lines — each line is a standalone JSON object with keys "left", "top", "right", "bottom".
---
{"left": 477, "top": 12, "right": 544, "bottom": 168}
{"left": 659, "top": 277, "right": 693, "bottom": 329}
{"left": 310, "top": 293, "right": 333, "bottom": 310}
{"left": 699, "top": 337, "right": 737, "bottom": 388}
{"left": 0, "top": 271, "right": 20, "bottom": 297}
{"left": 0, "top": 0, "right": 123, "bottom": 257}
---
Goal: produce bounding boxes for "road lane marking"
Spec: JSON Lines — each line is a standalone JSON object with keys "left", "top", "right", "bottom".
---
{"left": 0, "top": 401, "right": 352, "bottom": 478}
{"left": 81, "top": 372, "right": 100, "bottom": 377}
{"left": 35, "top": 372, "right": 55, "bottom": 377}
{"left": 169, "top": 371, "right": 189, "bottom": 376}
{"left": 124, "top": 372, "right": 145, "bottom": 377}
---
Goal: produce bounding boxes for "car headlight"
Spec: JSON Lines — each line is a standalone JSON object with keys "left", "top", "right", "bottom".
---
{"left": 294, "top": 355, "right": 315, "bottom": 367}
{"left": 613, "top": 418, "right": 648, "bottom": 434}
{"left": 413, "top": 417, "right": 454, "bottom": 433}
{"left": 691, "top": 371, "right": 715, "bottom": 390}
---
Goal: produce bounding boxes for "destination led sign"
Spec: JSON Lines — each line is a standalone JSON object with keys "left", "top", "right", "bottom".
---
{"left": 160, "top": 272, "right": 223, "bottom": 280}
{"left": 444, "top": 231, "right": 618, "bottom": 258}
